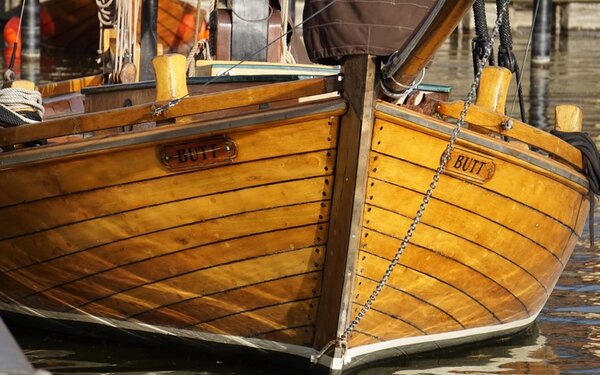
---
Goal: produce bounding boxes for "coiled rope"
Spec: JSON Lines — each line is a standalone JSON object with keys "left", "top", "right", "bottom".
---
{"left": 0, "top": 88, "right": 44, "bottom": 126}
{"left": 551, "top": 129, "right": 600, "bottom": 246}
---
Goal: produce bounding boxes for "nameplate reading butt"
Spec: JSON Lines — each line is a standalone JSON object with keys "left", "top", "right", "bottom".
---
{"left": 444, "top": 147, "right": 495, "bottom": 183}
{"left": 159, "top": 136, "right": 238, "bottom": 171}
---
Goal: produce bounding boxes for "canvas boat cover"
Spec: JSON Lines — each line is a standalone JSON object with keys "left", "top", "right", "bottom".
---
{"left": 303, "top": 0, "right": 438, "bottom": 64}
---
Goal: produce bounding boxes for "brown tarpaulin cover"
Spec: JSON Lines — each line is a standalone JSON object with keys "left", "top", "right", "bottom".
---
{"left": 303, "top": 0, "right": 438, "bottom": 64}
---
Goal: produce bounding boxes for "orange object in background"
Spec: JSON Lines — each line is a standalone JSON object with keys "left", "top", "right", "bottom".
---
{"left": 3, "top": 16, "right": 21, "bottom": 55}
{"left": 3, "top": 16, "right": 21, "bottom": 68}
{"left": 3, "top": 10, "right": 55, "bottom": 65}
{"left": 177, "top": 12, "right": 209, "bottom": 44}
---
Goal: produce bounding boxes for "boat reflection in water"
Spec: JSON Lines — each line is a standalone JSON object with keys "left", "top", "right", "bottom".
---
{"left": 354, "top": 325, "right": 559, "bottom": 374}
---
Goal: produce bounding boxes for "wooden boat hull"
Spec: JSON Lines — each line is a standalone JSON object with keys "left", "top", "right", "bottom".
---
{"left": 334, "top": 102, "right": 589, "bottom": 369}
{"left": 0, "top": 73, "right": 590, "bottom": 373}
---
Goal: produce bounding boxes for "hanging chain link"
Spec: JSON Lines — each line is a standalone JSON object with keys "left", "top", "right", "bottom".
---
{"left": 311, "top": 0, "right": 512, "bottom": 365}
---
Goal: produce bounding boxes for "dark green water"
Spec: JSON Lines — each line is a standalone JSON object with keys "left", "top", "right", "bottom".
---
{"left": 5, "top": 31, "right": 600, "bottom": 374}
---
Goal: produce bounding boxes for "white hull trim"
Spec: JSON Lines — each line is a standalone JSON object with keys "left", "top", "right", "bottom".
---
{"left": 0, "top": 300, "right": 541, "bottom": 373}
{"left": 336, "top": 311, "right": 542, "bottom": 371}
{"left": 0, "top": 301, "right": 327, "bottom": 365}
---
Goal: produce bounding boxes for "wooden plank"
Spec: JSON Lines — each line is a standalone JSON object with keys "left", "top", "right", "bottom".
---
{"left": 372, "top": 116, "right": 585, "bottom": 226}
{"left": 352, "top": 277, "right": 464, "bottom": 335}
{"left": 0, "top": 117, "right": 338, "bottom": 207}
{"left": 346, "top": 308, "right": 424, "bottom": 346}
{"left": 375, "top": 104, "right": 587, "bottom": 194}
{"left": 436, "top": 100, "right": 583, "bottom": 168}
{"left": 363, "top": 205, "right": 549, "bottom": 311}
{"left": 358, "top": 230, "right": 530, "bottom": 324}
{"left": 7, "top": 224, "right": 327, "bottom": 304}
{"left": 315, "top": 55, "right": 378, "bottom": 349}
{"left": 355, "top": 250, "right": 499, "bottom": 328}
{"left": 1, "top": 177, "right": 332, "bottom": 272}
{"left": 255, "top": 326, "right": 315, "bottom": 347}
{"left": 10, "top": 202, "right": 330, "bottom": 307}
{"left": 0, "top": 150, "right": 335, "bottom": 240}
{"left": 0, "top": 76, "right": 342, "bottom": 147}
{"left": 197, "top": 299, "right": 319, "bottom": 338}
{"left": 136, "top": 271, "right": 323, "bottom": 326}
{"left": 77, "top": 247, "right": 324, "bottom": 319}
{"left": 366, "top": 178, "right": 563, "bottom": 286}
{"left": 38, "top": 75, "right": 104, "bottom": 98}
{"left": 369, "top": 153, "right": 575, "bottom": 256}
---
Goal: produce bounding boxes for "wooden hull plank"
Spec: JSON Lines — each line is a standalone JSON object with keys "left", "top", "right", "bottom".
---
{"left": 3, "top": 223, "right": 327, "bottom": 302}
{"left": 0, "top": 176, "right": 332, "bottom": 272}
{"left": 0, "top": 150, "right": 336, "bottom": 241}
{"left": 371, "top": 116, "right": 585, "bottom": 227}
{"left": 362, "top": 205, "right": 548, "bottom": 314}
{"left": 76, "top": 246, "right": 324, "bottom": 319}
{"left": 196, "top": 298, "right": 319, "bottom": 338}
{"left": 0, "top": 118, "right": 338, "bottom": 207}
{"left": 356, "top": 248, "right": 499, "bottom": 328}
{"left": 8, "top": 202, "right": 329, "bottom": 311}
{"left": 358, "top": 228, "right": 530, "bottom": 320}
{"left": 366, "top": 178, "right": 562, "bottom": 287}
{"left": 136, "top": 271, "right": 323, "bottom": 327}
{"left": 369, "top": 153, "right": 574, "bottom": 257}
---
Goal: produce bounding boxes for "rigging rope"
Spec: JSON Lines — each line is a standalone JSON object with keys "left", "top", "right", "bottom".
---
{"left": 472, "top": 0, "right": 494, "bottom": 77}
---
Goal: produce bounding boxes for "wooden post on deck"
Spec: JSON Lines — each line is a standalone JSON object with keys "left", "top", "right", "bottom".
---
{"left": 555, "top": 104, "right": 583, "bottom": 132}
{"left": 476, "top": 66, "right": 512, "bottom": 114}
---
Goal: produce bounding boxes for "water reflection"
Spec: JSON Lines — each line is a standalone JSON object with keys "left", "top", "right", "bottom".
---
{"left": 528, "top": 65, "right": 550, "bottom": 128}
{"left": 352, "top": 326, "right": 560, "bottom": 374}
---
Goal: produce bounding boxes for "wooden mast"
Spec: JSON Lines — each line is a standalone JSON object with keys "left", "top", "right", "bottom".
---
{"left": 381, "top": 0, "right": 473, "bottom": 94}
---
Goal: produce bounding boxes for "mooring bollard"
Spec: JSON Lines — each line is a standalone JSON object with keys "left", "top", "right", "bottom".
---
{"left": 532, "top": 0, "right": 553, "bottom": 65}
{"left": 22, "top": 0, "right": 40, "bottom": 58}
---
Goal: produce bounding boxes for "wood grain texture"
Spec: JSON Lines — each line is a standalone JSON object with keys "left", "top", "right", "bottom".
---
{"left": 0, "top": 100, "right": 340, "bottom": 349}
{"left": 343, "top": 105, "right": 586, "bottom": 348}
{"left": 371, "top": 115, "right": 584, "bottom": 229}
{"left": 0, "top": 76, "right": 341, "bottom": 147}
{"left": 0, "top": 117, "right": 338, "bottom": 207}
{"left": 368, "top": 154, "right": 575, "bottom": 259}
{"left": 0, "top": 150, "right": 335, "bottom": 240}
{"left": 314, "top": 55, "right": 377, "bottom": 349}
{"left": 436, "top": 100, "right": 583, "bottom": 168}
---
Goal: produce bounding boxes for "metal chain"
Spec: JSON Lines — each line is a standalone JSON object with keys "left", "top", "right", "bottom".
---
{"left": 311, "top": 0, "right": 512, "bottom": 365}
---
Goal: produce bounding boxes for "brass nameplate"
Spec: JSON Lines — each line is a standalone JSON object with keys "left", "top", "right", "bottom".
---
{"left": 159, "top": 136, "right": 237, "bottom": 171}
{"left": 445, "top": 147, "right": 495, "bottom": 183}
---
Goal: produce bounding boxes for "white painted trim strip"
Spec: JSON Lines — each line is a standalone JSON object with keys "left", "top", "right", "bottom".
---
{"left": 0, "top": 301, "right": 319, "bottom": 360}
{"left": 342, "top": 310, "right": 541, "bottom": 366}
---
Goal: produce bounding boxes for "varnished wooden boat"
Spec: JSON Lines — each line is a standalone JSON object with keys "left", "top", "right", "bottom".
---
{"left": 0, "top": 0, "right": 595, "bottom": 373}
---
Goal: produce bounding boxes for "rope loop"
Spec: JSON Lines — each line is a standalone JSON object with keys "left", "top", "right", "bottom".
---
{"left": 0, "top": 88, "right": 44, "bottom": 126}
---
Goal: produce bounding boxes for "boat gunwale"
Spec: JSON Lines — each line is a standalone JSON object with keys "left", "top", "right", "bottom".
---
{"left": 0, "top": 75, "right": 343, "bottom": 148}
{"left": 375, "top": 102, "right": 589, "bottom": 191}
{"left": 0, "top": 99, "right": 346, "bottom": 170}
